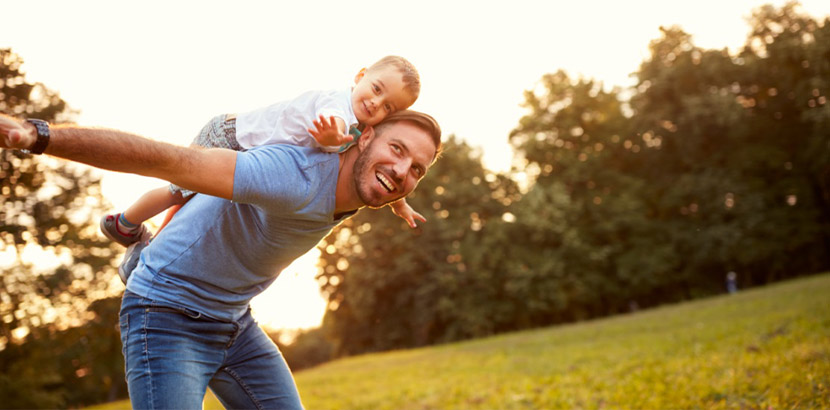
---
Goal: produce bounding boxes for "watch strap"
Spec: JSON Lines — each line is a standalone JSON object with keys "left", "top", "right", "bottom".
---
{"left": 23, "top": 119, "right": 50, "bottom": 155}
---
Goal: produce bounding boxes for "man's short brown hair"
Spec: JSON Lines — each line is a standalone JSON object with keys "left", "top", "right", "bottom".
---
{"left": 374, "top": 110, "right": 442, "bottom": 163}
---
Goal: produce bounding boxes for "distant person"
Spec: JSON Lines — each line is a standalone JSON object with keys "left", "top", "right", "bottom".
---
{"left": 0, "top": 108, "right": 442, "bottom": 409}
{"left": 727, "top": 271, "right": 738, "bottom": 294}
{"left": 100, "top": 56, "right": 426, "bottom": 257}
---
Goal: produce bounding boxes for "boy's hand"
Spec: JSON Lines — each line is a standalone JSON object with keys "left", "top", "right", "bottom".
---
{"left": 308, "top": 115, "right": 353, "bottom": 147}
{"left": 0, "top": 114, "right": 35, "bottom": 150}
{"left": 390, "top": 198, "right": 426, "bottom": 228}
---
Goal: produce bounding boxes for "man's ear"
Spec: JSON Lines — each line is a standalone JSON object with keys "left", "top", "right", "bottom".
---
{"left": 357, "top": 125, "right": 374, "bottom": 150}
{"left": 354, "top": 68, "right": 367, "bottom": 84}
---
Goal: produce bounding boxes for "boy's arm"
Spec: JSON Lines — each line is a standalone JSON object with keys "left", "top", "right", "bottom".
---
{"left": 390, "top": 198, "right": 427, "bottom": 228}
{"left": 307, "top": 115, "right": 353, "bottom": 147}
{"left": 0, "top": 115, "right": 237, "bottom": 199}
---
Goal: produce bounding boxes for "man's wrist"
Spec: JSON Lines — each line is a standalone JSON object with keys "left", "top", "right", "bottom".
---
{"left": 21, "top": 119, "right": 50, "bottom": 155}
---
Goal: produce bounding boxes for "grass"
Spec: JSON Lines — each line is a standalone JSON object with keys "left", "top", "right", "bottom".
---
{"left": 89, "top": 273, "right": 830, "bottom": 409}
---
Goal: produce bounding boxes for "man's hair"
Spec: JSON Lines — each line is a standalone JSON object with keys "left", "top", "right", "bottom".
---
{"left": 374, "top": 110, "right": 442, "bottom": 162}
{"left": 367, "top": 56, "right": 420, "bottom": 101}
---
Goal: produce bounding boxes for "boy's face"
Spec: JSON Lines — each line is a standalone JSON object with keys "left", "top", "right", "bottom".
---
{"left": 352, "top": 66, "right": 416, "bottom": 126}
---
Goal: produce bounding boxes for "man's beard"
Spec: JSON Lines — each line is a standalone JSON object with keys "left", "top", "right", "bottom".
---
{"left": 352, "top": 145, "right": 400, "bottom": 209}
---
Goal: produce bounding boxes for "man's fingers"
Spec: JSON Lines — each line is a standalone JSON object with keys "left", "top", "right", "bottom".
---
{"left": 7, "top": 129, "right": 28, "bottom": 148}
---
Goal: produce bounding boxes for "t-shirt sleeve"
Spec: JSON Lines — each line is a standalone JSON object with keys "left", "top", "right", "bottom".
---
{"left": 232, "top": 145, "right": 311, "bottom": 210}
{"left": 315, "top": 93, "right": 352, "bottom": 126}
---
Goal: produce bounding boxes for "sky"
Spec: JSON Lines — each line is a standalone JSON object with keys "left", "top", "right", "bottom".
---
{"left": 3, "top": 0, "right": 829, "bottom": 331}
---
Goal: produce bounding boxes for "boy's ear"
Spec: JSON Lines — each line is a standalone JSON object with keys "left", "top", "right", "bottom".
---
{"left": 354, "top": 68, "right": 367, "bottom": 84}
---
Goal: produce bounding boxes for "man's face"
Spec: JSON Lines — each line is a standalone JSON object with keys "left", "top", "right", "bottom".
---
{"left": 352, "top": 122, "right": 436, "bottom": 208}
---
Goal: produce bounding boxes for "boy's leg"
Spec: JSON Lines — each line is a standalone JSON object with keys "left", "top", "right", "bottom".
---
{"left": 209, "top": 310, "right": 304, "bottom": 410}
{"left": 120, "top": 293, "right": 239, "bottom": 409}
{"left": 122, "top": 186, "right": 185, "bottom": 225}
{"left": 100, "top": 186, "right": 181, "bottom": 247}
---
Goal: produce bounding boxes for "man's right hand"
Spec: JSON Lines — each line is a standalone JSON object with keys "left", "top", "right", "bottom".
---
{"left": 0, "top": 114, "right": 35, "bottom": 150}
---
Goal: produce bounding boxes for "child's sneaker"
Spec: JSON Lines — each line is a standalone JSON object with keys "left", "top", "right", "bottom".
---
{"left": 100, "top": 213, "right": 148, "bottom": 247}
{"left": 119, "top": 230, "right": 151, "bottom": 284}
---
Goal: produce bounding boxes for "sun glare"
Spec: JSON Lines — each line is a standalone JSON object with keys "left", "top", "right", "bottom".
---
{"left": 250, "top": 248, "right": 327, "bottom": 331}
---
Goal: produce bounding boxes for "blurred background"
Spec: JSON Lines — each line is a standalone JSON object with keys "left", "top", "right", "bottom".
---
{"left": 1, "top": 1, "right": 829, "bottom": 407}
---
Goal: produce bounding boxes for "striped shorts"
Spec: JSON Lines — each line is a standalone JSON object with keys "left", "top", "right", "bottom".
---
{"left": 170, "top": 114, "right": 241, "bottom": 197}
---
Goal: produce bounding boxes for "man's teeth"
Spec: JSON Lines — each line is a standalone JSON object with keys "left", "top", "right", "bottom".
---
{"left": 376, "top": 172, "right": 394, "bottom": 192}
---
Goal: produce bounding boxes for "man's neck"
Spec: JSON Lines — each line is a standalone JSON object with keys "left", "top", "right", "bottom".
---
{"left": 334, "top": 149, "right": 363, "bottom": 215}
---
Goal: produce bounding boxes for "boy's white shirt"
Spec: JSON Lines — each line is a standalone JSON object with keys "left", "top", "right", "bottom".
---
{"left": 234, "top": 88, "right": 357, "bottom": 152}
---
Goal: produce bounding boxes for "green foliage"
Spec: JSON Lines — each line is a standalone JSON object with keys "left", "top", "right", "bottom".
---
{"left": 313, "top": 2, "right": 830, "bottom": 361}
{"left": 0, "top": 48, "right": 126, "bottom": 408}
{"left": 269, "top": 327, "right": 335, "bottom": 371}
{"left": 295, "top": 273, "right": 830, "bottom": 410}
{"left": 627, "top": 2, "right": 830, "bottom": 287}
{"left": 318, "top": 135, "right": 518, "bottom": 356}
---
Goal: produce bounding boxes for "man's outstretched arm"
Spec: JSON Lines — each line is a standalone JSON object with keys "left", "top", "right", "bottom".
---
{"left": 0, "top": 115, "right": 236, "bottom": 200}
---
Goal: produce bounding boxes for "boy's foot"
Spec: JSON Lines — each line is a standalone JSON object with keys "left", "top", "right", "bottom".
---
{"left": 118, "top": 230, "right": 151, "bottom": 284}
{"left": 100, "top": 213, "right": 148, "bottom": 247}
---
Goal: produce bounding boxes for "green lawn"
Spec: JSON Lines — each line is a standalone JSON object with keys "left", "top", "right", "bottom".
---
{"left": 90, "top": 273, "right": 830, "bottom": 409}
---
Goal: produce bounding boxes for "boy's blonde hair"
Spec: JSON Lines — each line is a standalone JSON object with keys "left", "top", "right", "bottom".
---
{"left": 367, "top": 56, "right": 420, "bottom": 100}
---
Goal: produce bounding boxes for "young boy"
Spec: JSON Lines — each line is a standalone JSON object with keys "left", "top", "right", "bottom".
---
{"left": 101, "top": 56, "right": 425, "bottom": 247}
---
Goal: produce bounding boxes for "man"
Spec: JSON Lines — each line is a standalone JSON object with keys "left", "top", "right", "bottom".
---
{"left": 0, "top": 110, "right": 441, "bottom": 409}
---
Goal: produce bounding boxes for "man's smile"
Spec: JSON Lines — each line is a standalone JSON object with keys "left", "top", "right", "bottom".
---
{"left": 376, "top": 171, "right": 395, "bottom": 193}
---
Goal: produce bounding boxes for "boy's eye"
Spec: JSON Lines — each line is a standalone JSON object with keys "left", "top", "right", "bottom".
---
{"left": 384, "top": 104, "right": 392, "bottom": 112}
{"left": 373, "top": 84, "right": 380, "bottom": 93}
{"left": 413, "top": 167, "right": 423, "bottom": 177}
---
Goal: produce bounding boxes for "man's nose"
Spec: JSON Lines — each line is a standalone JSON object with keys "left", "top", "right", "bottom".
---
{"left": 391, "top": 159, "right": 410, "bottom": 183}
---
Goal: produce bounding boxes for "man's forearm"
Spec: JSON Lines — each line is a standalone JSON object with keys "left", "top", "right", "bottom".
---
{"left": 48, "top": 125, "right": 182, "bottom": 178}
{"left": 48, "top": 125, "right": 236, "bottom": 199}
{"left": 0, "top": 115, "right": 236, "bottom": 199}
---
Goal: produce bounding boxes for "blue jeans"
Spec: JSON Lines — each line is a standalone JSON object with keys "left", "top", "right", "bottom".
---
{"left": 119, "top": 291, "right": 303, "bottom": 409}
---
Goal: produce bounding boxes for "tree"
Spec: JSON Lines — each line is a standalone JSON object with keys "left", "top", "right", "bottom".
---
{"left": 317, "top": 136, "right": 518, "bottom": 356}
{"left": 630, "top": 2, "right": 830, "bottom": 289}
{"left": 509, "top": 71, "right": 657, "bottom": 319}
{"left": 311, "top": 2, "right": 830, "bottom": 359}
{"left": 0, "top": 48, "right": 125, "bottom": 408}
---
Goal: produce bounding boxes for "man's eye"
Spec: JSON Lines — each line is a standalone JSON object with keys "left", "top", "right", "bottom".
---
{"left": 392, "top": 145, "right": 401, "bottom": 153}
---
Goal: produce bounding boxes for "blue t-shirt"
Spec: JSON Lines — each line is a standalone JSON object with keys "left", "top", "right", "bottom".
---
{"left": 126, "top": 144, "right": 353, "bottom": 321}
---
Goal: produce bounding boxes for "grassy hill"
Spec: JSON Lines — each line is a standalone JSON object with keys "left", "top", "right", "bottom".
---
{"left": 90, "top": 273, "right": 830, "bottom": 409}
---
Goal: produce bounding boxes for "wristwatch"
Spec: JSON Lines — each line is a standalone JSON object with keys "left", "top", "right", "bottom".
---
{"left": 22, "top": 119, "right": 50, "bottom": 155}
